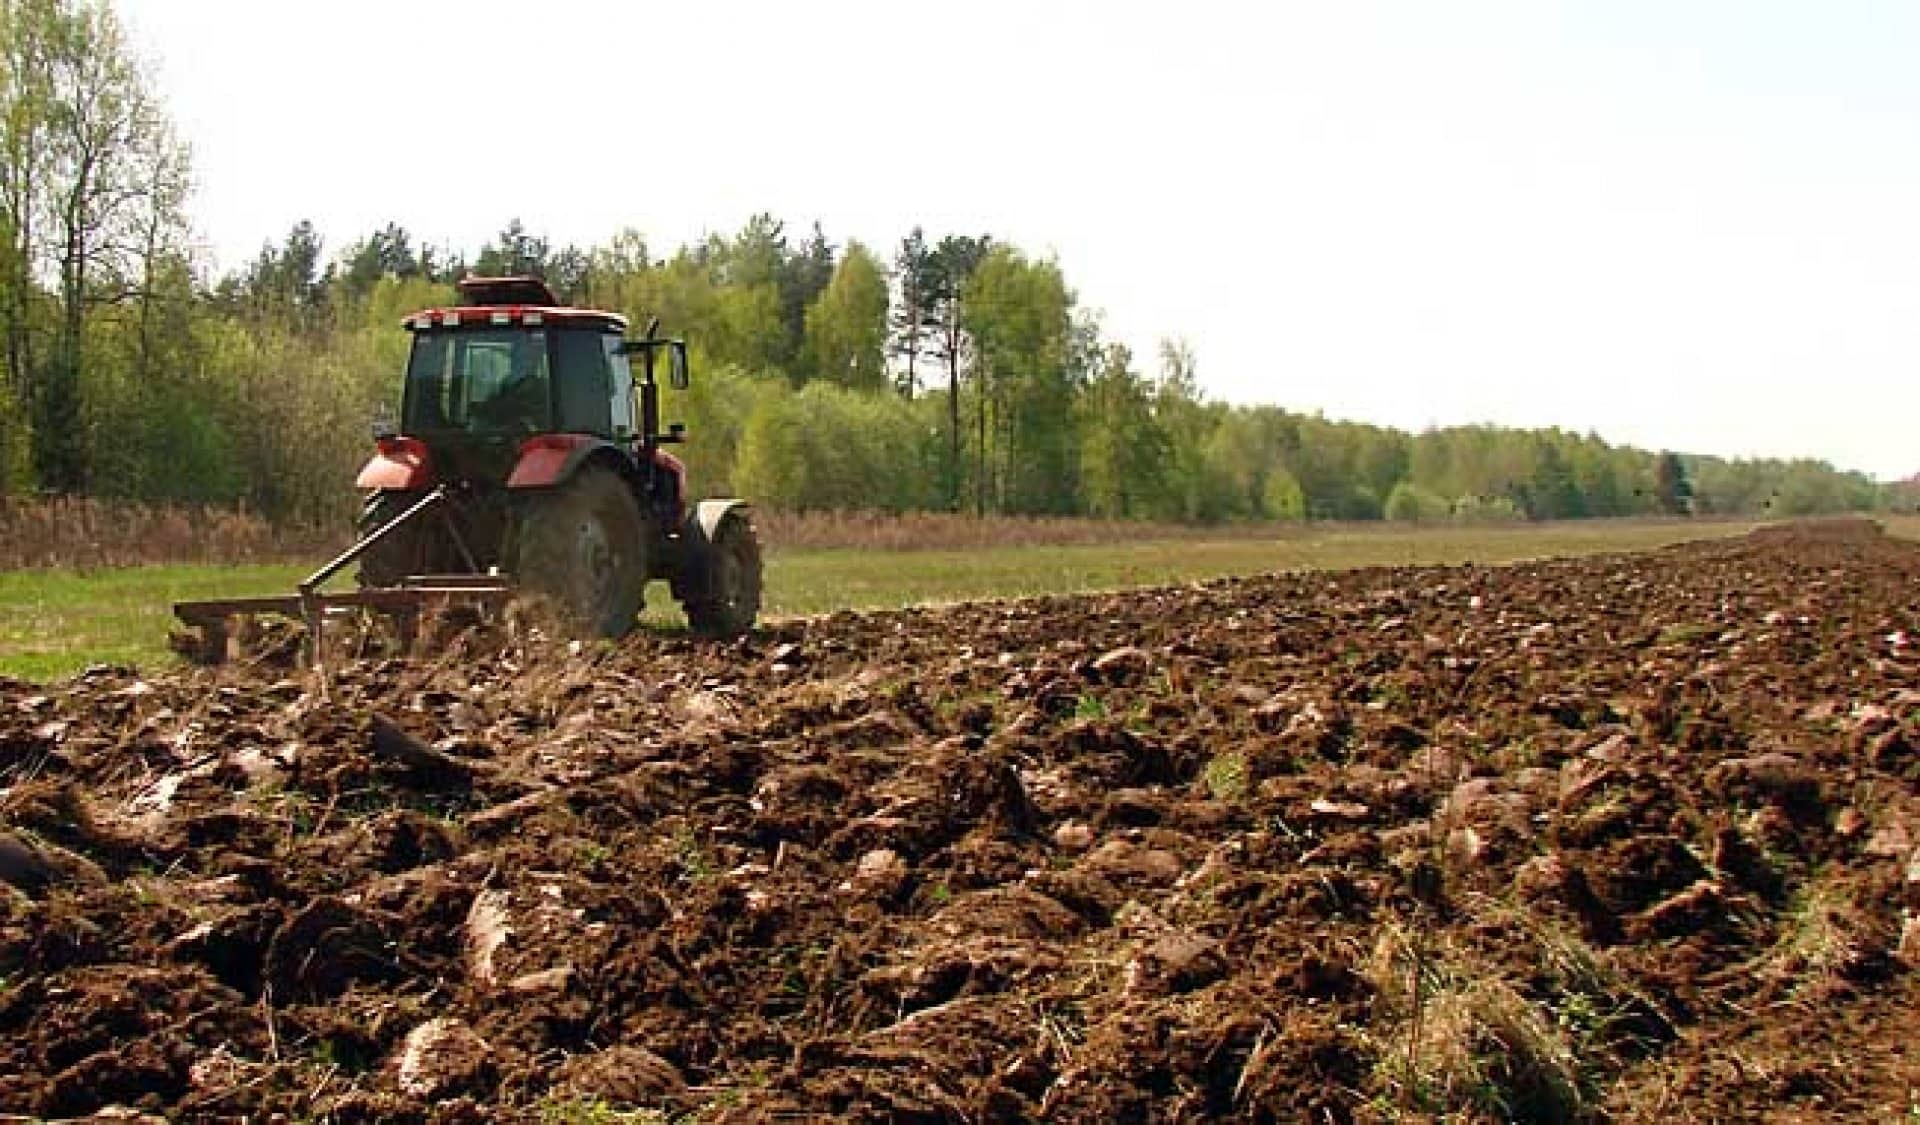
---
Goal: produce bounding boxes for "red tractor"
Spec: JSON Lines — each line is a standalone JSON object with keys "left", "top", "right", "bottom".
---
{"left": 174, "top": 276, "right": 761, "bottom": 660}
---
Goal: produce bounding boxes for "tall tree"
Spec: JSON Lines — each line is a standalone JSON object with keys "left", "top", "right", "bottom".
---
{"left": 1654, "top": 450, "right": 1692, "bottom": 515}
{"left": 544, "top": 244, "right": 590, "bottom": 301}
{"left": 961, "top": 246, "right": 1075, "bottom": 514}
{"left": 474, "top": 217, "right": 549, "bottom": 278}
{"left": 339, "top": 222, "right": 421, "bottom": 300}
{"left": 887, "top": 227, "right": 935, "bottom": 396}
{"left": 780, "top": 221, "right": 834, "bottom": 378}
{"left": 688, "top": 214, "right": 794, "bottom": 375}
{"left": 1078, "top": 341, "right": 1165, "bottom": 518}
{"left": 224, "top": 220, "right": 325, "bottom": 327}
{"left": 0, "top": 0, "right": 55, "bottom": 486}
{"left": 1158, "top": 337, "right": 1199, "bottom": 401}
{"left": 3, "top": 0, "right": 189, "bottom": 490}
{"left": 802, "top": 240, "right": 888, "bottom": 392}
{"left": 927, "top": 233, "right": 989, "bottom": 509}
{"left": 1151, "top": 337, "right": 1226, "bottom": 520}
{"left": 127, "top": 113, "right": 187, "bottom": 385}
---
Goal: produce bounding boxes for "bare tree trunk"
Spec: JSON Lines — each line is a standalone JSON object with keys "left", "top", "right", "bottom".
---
{"left": 901, "top": 320, "right": 916, "bottom": 396}
{"left": 1, "top": 19, "right": 44, "bottom": 411}
{"left": 945, "top": 312, "right": 961, "bottom": 511}
{"left": 43, "top": 179, "right": 86, "bottom": 490}
{"left": 974, "top": 359, "right": 988, "bottom": 516}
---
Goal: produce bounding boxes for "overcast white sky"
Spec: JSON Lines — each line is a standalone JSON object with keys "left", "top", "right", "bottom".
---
{"left": 117, "top": 0, "right": 1920, "bottom": 479}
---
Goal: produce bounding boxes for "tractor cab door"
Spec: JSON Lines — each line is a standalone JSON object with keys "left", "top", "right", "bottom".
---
{"left": 554, "top": 329, "right": 615, "bottom": 436}
{"left": 602, "top": 334, "right": 636, "bottom": 443}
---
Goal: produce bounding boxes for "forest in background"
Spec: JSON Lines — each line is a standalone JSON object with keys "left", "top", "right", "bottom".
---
{"left": 0, "top": 0, "right": 1891, "bottom": 531}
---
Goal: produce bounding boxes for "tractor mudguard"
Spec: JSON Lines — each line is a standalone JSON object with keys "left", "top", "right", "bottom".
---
{"left": 506, "top": 434, "right": 614, "bottom": 489}
{"left": 355, "top": 436, "right": 433, "bottom": 491}
{"left": 689, "top": 498, "right": 750, "bottom": 545}
{"left": 673, "top": 499, "right": 752, "bottom": 601}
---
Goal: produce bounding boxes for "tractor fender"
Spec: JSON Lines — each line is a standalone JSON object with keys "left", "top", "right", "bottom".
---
{"left": 355, "top": 436, "right": 433, "bottom": 491}
{"left": 689, "top": 498, "right": 751, "bottom": 545}
{"left": 506, "top": 434, "right": 624, "bottom": 490}
{"left": 674, "top": 499, "right": 752, "bottom": 601}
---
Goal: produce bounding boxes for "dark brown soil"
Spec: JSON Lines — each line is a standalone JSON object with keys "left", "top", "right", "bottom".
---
{"left": 2, "top": 519, "right": 1917, "bottom": 1122}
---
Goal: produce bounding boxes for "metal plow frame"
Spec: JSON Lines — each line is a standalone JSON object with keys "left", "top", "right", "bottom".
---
{"left": 173, "top": 487, "right": 511, "bottom": 665}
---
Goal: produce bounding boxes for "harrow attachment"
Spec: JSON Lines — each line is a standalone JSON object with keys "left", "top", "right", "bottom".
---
{"left": 172, "top": 487, "right": 510, "bottom": 665}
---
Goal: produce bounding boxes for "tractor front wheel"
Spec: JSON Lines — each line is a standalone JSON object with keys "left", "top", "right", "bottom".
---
{"left": 685, "top": 510, "right": 762, "bottom": 637}
{"left": 514, "top": 467, "right": 648, "bottom": 638}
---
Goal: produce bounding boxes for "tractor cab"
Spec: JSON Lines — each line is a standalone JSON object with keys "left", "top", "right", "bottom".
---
{"left": 360, "top": 276, "right": 690, "bottom": 511}
{"left": 393, "top": 276, "right": 658, "bottom": 451}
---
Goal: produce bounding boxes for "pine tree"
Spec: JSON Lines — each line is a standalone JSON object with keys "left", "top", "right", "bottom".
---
{"left": 1654, "top": 451, "right": 1692, "bottom": 515}
{"left": 888, "top": 228, "right": 936, "bottom": 396}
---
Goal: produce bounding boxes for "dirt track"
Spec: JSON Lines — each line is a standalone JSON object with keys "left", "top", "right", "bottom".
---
{"left": 2, "top": 520, "right": 1917, "bottom": 1122}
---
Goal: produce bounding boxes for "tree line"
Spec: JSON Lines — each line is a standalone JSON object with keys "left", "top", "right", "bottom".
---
{"left": 0, "top": 0, "right": 1889, "bottom": 529}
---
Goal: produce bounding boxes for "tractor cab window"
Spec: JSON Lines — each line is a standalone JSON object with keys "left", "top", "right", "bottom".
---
{"left": 554, "top": 328, "right": 613, "bottom": 436}
{"left": 403, "top": 328, "right": 552, "bottom": 434}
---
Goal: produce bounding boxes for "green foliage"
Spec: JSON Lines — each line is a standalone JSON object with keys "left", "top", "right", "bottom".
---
{"left": 533, "top": 1092, "right": 665, "bottom": 1124}
{"left": 1687, "top": 455, "right": 1876, "bottom": 517}
{"left": 1653, "top": 450, "right": 1691, "bottom": 515}
{"left": 1201, "top": 751, "right": 1249, "bottom": 801}
{"left": 474, "top": 218, "right": 552, "bottom": 283}
{"left": 1149, "top": 356, "right": 1236, "bottom": 522}
{"left": 803, "top": 241, "right": 889, "bottom": 391}
{"left": 962, "top": 246, "right": 1077, "bottom": 515}
{"left": 888, "top": 227, "right": 937, "bottom": 396}
{"left": 1261, "top": 466, "right": 1307, "bottom": 521}
{"left": 1451, "top": 494, "right": 1527, "bottom": 524}
{"left": 1766, "top": 459, "right": 1877, "bottom": 516}
{"left": 664, "top": 361, "right": 758, "bottom": 498}
{"left": 3, "top": 0, "right": 189, "bottom": 492}
{"left": 1385, "top": 482, "right": 1448, "bottom": 523}
{"left": 0, "top": 334, "right": 33, "bottom": 494}
{"left": 1077, "top": 343, "right": 1166, "bottom": 519}
{"left": 734, "top": 380, "right": 942, "bottom": 512}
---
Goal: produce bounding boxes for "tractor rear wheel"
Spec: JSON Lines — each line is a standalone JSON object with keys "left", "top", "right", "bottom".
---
{"left": 355, "top": 490, "right": 426, "bottom": 588}
{"left": 514, "top": 466, "right": 647, "bottom": 638}
{"left": 685, "top": 510, "right": 762, "bottom": 637}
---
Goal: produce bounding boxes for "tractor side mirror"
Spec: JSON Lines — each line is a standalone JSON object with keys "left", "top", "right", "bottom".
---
{"left": 668, "top": 343, "right": 689, "bottom": 390}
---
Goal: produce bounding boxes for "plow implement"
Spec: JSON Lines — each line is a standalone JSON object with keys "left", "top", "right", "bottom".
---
{"left": 172, "top": 487, "right": 510, "bottom": 665}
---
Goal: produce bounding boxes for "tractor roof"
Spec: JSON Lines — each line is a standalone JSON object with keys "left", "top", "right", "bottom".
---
{"left": 458, "top": 275, "right": 555, "bottom": 305}
{"left": 403, "top": 274, "right": 628, "bottom": 332}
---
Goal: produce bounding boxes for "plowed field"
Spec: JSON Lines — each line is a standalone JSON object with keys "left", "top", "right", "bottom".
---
{"left": 2, "top": 520, "right": 1917, "bottom": 1122}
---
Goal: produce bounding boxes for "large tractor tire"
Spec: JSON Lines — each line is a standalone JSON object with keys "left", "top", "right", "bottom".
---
{"left": 514, "top": 466, "right": 648, "bottom": 638}
{"left": 355, "top": 490, "right": 427, "bottom": 588}
{"left": 685, "top": 509, "right": 762, "bottom": 637}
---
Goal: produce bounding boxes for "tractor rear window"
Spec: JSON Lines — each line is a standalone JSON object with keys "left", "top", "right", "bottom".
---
{"left": 403, "top": 329, "right": 552, "bottom": 434}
